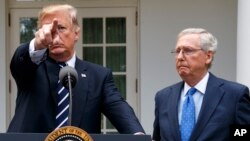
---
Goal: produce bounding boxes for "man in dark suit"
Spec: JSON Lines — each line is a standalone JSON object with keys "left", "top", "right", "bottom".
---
{"left": 8, "top": 4, "right": 145, "bottom": 134}
{"left": 152, "top": 28, "right": 250, "bottom": 141}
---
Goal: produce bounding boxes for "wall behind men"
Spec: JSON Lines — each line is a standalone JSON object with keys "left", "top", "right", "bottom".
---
{"left": 139, "top": 0, "right": 237, "bottom": 134}
{"left": 0, "top": 0, "right": 8, "bottom": 132}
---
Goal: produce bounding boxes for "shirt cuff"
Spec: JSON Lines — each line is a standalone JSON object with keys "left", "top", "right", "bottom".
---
{"left": 29, "top": 38, "right": 47, "bottom": 64}
{"left": 133, "top": 132, "right": 145, "bottom": 135}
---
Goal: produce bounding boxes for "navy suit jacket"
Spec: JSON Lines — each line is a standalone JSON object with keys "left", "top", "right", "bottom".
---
{"left": 153, "top": 73, "right": 250, "bottom": 141}
{"left": 8, "top": 42, "right": 144, "bottom": 134}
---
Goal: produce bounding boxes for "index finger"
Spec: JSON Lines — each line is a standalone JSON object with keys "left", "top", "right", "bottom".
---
{"left": 51, "top": 19, "right": 58, "bottom": 33}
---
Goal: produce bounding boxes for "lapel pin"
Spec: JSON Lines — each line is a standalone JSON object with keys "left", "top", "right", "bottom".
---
{"left": 81, "top": 73, "right": 86, "bottom": 77}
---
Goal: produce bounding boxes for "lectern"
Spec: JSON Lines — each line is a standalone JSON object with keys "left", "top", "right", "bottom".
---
{"left": 0, "top": 133, "right": 152, "bottom": 141}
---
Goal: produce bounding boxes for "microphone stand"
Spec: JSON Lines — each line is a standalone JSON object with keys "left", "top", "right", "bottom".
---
{"left": 67, "top": 72, "right": 73, "bottom": 126}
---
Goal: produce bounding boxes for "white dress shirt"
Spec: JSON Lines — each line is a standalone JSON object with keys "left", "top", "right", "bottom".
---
{"left": 178, "top": 72, "right": 209, "bottom": 125}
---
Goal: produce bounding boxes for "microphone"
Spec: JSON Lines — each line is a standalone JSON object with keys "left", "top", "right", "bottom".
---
{"left": 59, "top": 66, "right": 78, "bottom": 89}
{"left": 59, "top": 66, "right": 78, "bottom": 126}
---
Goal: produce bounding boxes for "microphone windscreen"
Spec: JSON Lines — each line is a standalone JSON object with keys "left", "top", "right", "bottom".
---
{"left": 59, "top": 66, "right": 78, "bottom": 88}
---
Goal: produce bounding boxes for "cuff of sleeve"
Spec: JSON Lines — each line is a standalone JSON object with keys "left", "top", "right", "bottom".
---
{"left": 29, "top": 39, "right": 47, "bottom": 64}
{"left": 133, "top": 132, "right": 145, "bottom": 135}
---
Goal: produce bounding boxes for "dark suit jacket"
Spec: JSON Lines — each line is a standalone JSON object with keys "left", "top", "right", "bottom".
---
{"left": 8, "top": 42, "right": 144, "bottom": 134}
{"left": 153, "top": 73, "right": 250, "bottom": 141}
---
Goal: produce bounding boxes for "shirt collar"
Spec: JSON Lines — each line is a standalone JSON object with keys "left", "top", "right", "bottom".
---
{"left": 184, "top": 72, "right": 209, "bottom": 95}
{"left": 65, "top": 52, "right": 76, "bottom": 68}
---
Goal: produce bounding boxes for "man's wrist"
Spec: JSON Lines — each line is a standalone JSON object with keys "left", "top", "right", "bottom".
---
{"left": 29, "top": 38, "right": 47, "bottom": 64}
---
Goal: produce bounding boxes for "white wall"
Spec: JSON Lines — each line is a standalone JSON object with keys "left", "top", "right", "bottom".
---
{"left": 237, "top": 0, "right": 250, "bottom": 88}
{"left": 0, "top": 0, "right": 8, "bottom": 132}
{"left": 139, "top": 0, "right": 237, "bottom": 134}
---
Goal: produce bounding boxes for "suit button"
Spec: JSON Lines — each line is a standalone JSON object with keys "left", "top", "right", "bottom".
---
{"left": 48, "top": 127, "right": 53, "bottom": 132}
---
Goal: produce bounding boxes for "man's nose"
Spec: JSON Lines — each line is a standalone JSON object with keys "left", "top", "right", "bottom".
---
{"left": 176, "top": 50, "right": 184, "bottom": 59}
{"left": 52, "top": 31, "right": 61, "bottom": 44}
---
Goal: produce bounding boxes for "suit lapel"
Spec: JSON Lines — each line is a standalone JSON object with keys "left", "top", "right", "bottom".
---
{"left": 191, "top": 73, "right": 225, "bottom": 140}
{"left": 45, "top": 57, "right": 89, "bottom": 126}
{"left": 71, "top": 58, "right": 89, "bottom": 126}
{"left": 45, "top": 58, "right": 61, "bottom": 105}
{"left": 168, "top": 82, "right": 184, "bottom": 141}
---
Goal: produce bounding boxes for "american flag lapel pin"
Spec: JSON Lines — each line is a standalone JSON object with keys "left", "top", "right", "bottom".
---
{"left": 81, "top": 73, "right": 86, "bottom": 78}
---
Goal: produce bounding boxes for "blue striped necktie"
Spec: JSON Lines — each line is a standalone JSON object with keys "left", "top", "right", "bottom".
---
{"left": 55, "top": 63, "right": 69, "bottom": 129}
{"left": 180, "top": 87, "right": 197, "bottom": 141}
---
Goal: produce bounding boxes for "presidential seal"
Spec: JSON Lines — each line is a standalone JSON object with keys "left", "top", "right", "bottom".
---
{"left": 45, "top": 126, "right": 93, "bottom": 141}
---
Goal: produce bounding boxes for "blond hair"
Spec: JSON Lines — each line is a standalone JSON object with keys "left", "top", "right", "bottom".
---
{"left": 37, "top": 4, "right": 79, "bottom": 30}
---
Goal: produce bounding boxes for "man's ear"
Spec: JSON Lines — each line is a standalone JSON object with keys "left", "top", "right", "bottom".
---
{"left": 75, "top": 35, "right": 79, "bottom": 41}
{"left": 206, "top": 50, "right": 214, "bottom": 64}
{"left": 74, "top": 27, "right": 80, "bottom": 41}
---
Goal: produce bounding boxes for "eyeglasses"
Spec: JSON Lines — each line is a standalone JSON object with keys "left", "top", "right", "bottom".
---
{"left": 171, "top": 48, "right": 203, "bottom": 56}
